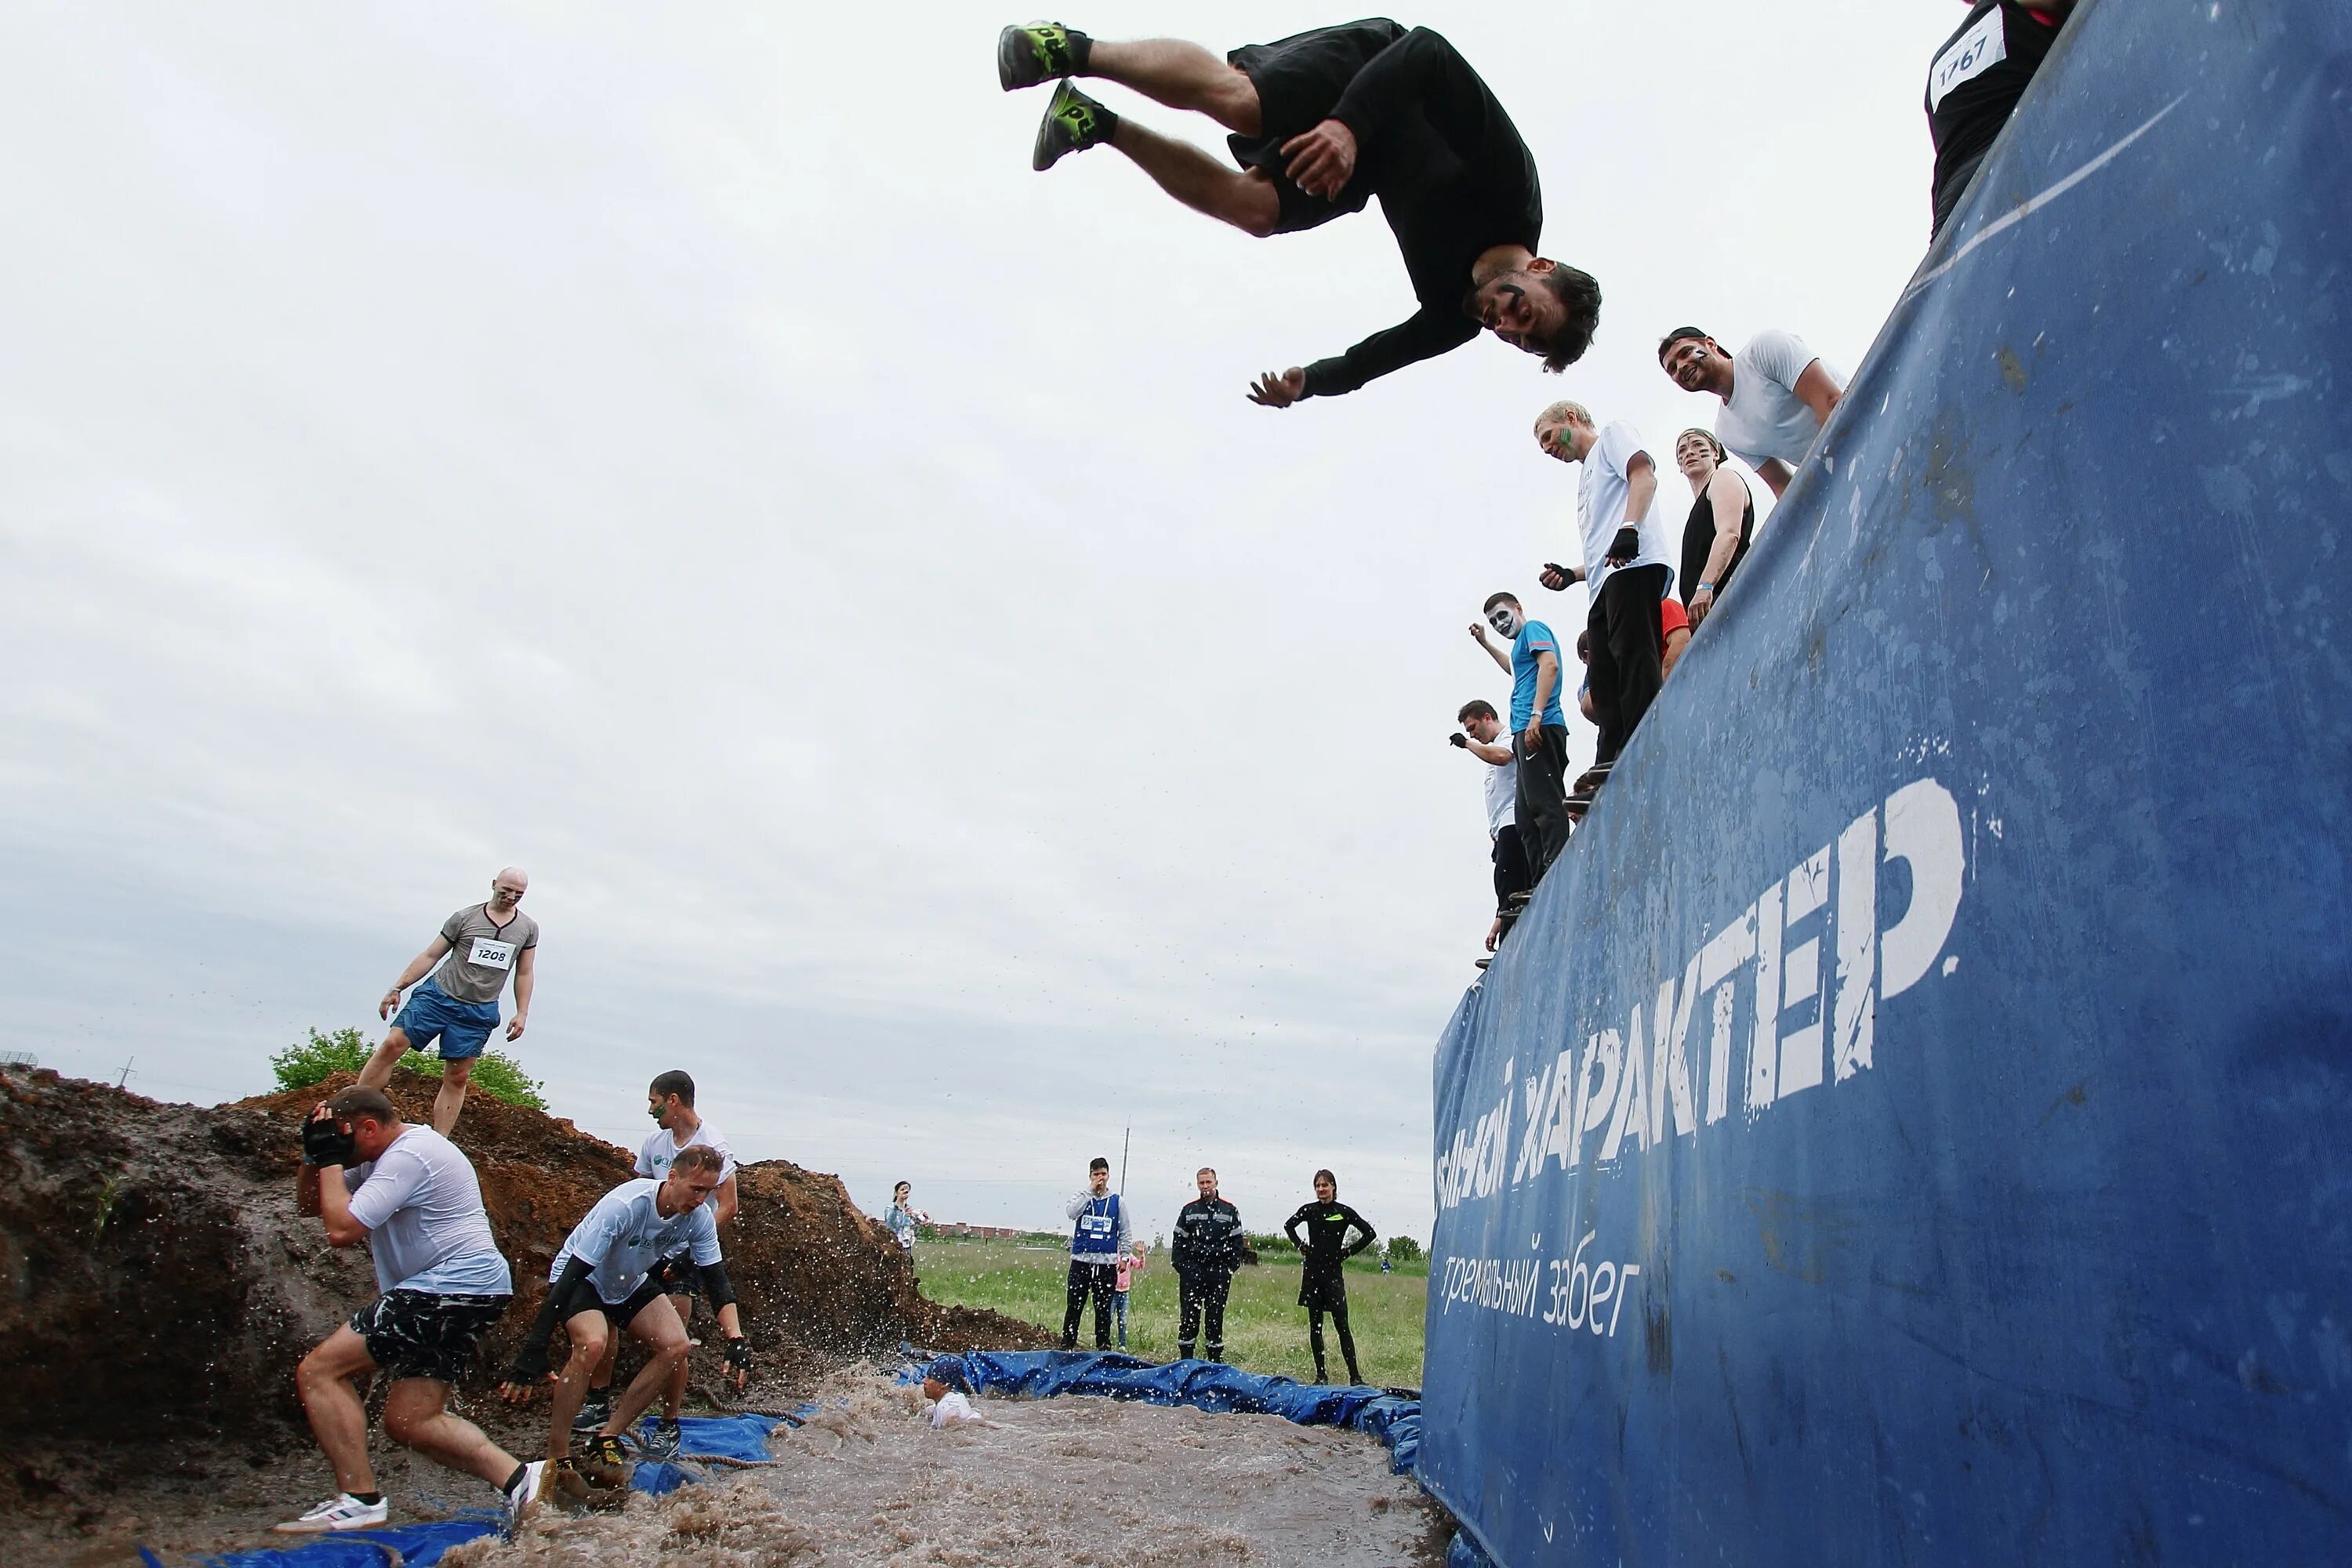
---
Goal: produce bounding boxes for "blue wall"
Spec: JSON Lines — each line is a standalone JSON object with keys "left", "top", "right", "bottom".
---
{"left": 1421, "top": 2, "right": 2352, "bottom": 1561}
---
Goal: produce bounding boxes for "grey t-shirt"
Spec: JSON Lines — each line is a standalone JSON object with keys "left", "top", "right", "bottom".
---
{"left": 430, "top": 903, "right": 539, "bottom": 1004}
{"left": 343, "top": 1125, "right": 513, "bottom": 1297}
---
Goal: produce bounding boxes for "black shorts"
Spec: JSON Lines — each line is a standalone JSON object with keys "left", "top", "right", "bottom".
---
{"left": 349, "top": 1290, "right": 510, "bottom": 1384}
{"left": 1298, "top": 1269, "right": 1351, "bottom": 1312}
{"left": 564, "top": 1275, "right": 668, "bottom": 1330}
{"left": 1226, "top": 19, "right": 1403, "bottom": 234}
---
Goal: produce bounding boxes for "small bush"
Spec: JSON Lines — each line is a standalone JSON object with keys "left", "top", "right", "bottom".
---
{"left": 1247, "top": 1232, "right": 1298, "bottom": 1255}
{"left": 269, "top": 1026, "right": 547, "bottom": 1111}
{"left": 1387, "top": 1236, "right": 1424, "bottom": 1263}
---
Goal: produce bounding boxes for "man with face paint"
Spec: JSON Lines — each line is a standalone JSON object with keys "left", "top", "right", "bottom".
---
{"left": 1476, "top": 593, "right": 1573, "bottom": 877}
{"left": 1657, "top": 328, "right": 1844, "bottom": 502}
{"left": 995, "top": 20, "right": 1599, "bottom": 405}
{"left": 1532, "top": 403, "right": 1673, "bottom": 779}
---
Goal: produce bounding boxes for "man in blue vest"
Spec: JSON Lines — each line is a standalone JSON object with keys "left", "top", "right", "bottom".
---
{"left": 1062, "top": 1156, "right": 1132, "bottom": 1351}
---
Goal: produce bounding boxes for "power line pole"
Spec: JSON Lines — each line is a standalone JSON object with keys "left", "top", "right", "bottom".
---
{"left": 115, "top": 1056, "right": 136, "bottom": 1089}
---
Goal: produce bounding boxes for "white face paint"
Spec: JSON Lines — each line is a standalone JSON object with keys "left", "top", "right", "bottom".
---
{"left": 1488, "top": 604, "right": 1522, "bottom": 639}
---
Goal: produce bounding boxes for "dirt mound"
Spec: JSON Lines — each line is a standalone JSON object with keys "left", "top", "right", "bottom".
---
{"left": 0, "top": 1065, "right": 1045, "bottom": 1454}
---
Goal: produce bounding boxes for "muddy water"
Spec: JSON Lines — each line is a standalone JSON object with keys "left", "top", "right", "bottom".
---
{"left": 447, "top": 1373, "right": 1445, "bottom": 1567}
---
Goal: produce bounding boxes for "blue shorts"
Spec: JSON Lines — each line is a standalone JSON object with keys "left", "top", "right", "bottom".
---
{"left": 392, "top": 980, "right": 502, "bottom": 1061}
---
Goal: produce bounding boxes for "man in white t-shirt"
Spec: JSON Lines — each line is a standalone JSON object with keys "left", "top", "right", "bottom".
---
{"left": 1657, "top": 327, "right": 1846, "bottom": 499}
{"left": 1450, "top": 693, "right": 1530, "bottom": 953}
{"left": 285, "top": 1087, "right": 545, "bottom": 1535}
{"left": 1532, "top": 401, "right": 1675, "bottom": 774}
{"left": 499, "top": 1147, "right": 751, "bottom": 1484}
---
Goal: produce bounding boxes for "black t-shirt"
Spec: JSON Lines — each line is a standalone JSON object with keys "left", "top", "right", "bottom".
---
{"left": 1299, "top": 28, "right": 1544, "bottom": 397}
{"left": 1926, "top": 2, "right": 2070, "bottom": 233}
{"left": 1285, "top": 1201, "right": 1376, "bottom": 1276}
{"left": 1680, "top": 474, "right": 1755, "bottom": 607}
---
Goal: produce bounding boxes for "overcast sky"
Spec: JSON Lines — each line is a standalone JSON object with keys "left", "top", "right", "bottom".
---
{"left": 0, "top": 2, "right": 1963, "bottom": 1241}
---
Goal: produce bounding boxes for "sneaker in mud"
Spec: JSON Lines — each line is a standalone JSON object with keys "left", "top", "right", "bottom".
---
{"left": 503, "top": 1460, "right": 546, "bottom": 1536}
{"left": 571, "top": 1392, "right": 612, "bottom": 1433}
{"left": 638, "top": 1417, "right": 683, "bottom": 1460}
{"left": 273, "top": 1493, "right": 388, "bottom": 1534}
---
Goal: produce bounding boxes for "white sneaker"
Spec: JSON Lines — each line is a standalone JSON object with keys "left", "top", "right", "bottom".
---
{"left": 273, "top": 1493, "right": 389, "bottom": 1534}
{"left": 503, "top": 1459, "right": 546, "bottom": 1535}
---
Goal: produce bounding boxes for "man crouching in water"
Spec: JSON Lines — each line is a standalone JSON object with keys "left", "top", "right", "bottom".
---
{"left": 286, "top": 1087, "right": 545, "bottom": 1534}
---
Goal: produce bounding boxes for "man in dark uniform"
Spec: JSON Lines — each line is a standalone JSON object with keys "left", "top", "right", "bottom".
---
{"left": 1926, "top": 1, "right": 2080, "bottom": 238}
{"left": 996, "top": 20, "right": 1599, "bottom": 404}
{"left": 1283, "top": 1170, "right": 1377, "bottom": 1385}
{"left": 1171, "top": 1167, "right": 1247, "bottom": 1363}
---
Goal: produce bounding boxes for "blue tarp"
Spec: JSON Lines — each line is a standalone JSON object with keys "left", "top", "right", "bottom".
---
{"left": 145, "top": 1414, "right": 784, "bottom": 1567}
{"left": 914, "top": 1351, "right": 1422, "bottom": 1474}
{"left": 1421, "top": 1, "right": 2352, "bottom": 1563}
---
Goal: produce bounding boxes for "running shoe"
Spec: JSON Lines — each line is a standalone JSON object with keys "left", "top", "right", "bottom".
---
{"left": 571, "top": 1392, "right": 612, "bottom": 1433}
{"left": 638, "top": 1417, "right": 684, "bottom": 1460}
{"left": 273, "top": 1494, "right": 389, "bottom": 1534}
{"left": 503, "top": 1460, "right": 546, "bottom": 1536}
{"left": 998, "top": 23, "right": 1086, "bottom": 91}
{"left": 1033, "top": 80, "right": 1112, "bottom": 171}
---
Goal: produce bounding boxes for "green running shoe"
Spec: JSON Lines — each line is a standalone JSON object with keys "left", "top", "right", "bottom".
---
{"left": 997, "top": 23, "right": 1087, "bottom": 91}
{"left": 1033, "top": 79, "right": 1112, "bottom": 171}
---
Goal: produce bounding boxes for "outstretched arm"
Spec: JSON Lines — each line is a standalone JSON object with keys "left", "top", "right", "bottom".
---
{"left": 1468, "top": 622, "right": 1512, "bottom": 674}
{"left": 1298, "top": 307, "right": 1481, "bottom": 400}
{"left": 381, "top": 936, "right": 452, "bottom": 1019}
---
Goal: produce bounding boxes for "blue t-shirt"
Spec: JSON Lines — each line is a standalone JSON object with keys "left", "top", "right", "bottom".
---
{"left": 1510, "top": 621, "right": 1567, "bottom": 731}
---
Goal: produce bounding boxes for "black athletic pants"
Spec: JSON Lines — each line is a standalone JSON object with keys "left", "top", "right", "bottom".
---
{"left": 1061, "top": 1261, "right": 1118, "bottom": 1350}
{"left": 1587, "top": 564, "right": 1671, "bottom": 766}
{"left": 1514, "top": 726, "right": 1573, "bottom": 876}
{"left": 1178, "top": 1272, "right": 1232, "bottom": 1360}
{"left": 1491, "top": 822, "right": 1534, "bottom": 909}
{"left": 1308, "top": 1301, "right": 1363, "bottom": 1384}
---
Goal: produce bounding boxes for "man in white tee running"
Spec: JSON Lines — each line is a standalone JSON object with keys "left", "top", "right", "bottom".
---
{"left": 1657, "top": 327, "right": 1845, "bottom": 499}
{"left": 499, "top": 1146, "right": 751, "bottom": 1483}
{"left": 285, "top": 1086, "right": 545, "bottom": 1535}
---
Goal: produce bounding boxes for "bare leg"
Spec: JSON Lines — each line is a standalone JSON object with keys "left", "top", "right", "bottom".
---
{"left": 1110, "top": 121, "right": 1281, "bottom": 237}
{"left": 662, "top": 1293, "right": 695, "bottom": 1418}
{"left": 1086, "top": 39, "right": 1261, "bottom": 135}
{"left": 431, "top": 1056, "right": 474, "bottom": 1135}
{"left": 295, "top": 1328, "right": 381, "bottom": 1495}
{"left": 605, "top": 1297, "right": 691, "bottom": 1437}
{"left": 355, "top": 1029, "right": 413, "bottom": 1091}
{"left": 546, "top": 1310, "right": 610, "bottom": 1461}
{"left": 383, "top": 1379, "right": 522, "bottom": 1489}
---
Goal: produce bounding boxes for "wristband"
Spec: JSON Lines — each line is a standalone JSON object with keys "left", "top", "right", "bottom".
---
{"left": 1697, "top": 583, "right": 1715, "bottom": 593}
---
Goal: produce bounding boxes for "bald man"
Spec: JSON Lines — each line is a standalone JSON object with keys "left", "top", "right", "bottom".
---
{"left": 358, "top": 869, "right": 539, "bottom": 1134}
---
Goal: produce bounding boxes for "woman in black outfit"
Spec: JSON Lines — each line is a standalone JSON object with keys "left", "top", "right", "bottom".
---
{"left": 1675, "top": 427, "right": 1755, "bottom": 630}
{"left": 1284, "top": 1170, "right": 1377, "bottom": 1385}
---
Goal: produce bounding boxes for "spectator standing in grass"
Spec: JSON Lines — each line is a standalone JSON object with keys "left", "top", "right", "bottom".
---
{"left": 1062, "top": 1156, "right": 1131, "bottom": 1351}
{"left": 358, "top": 868, "right": 539, "bottom": 1134}
{"left": 884, "top": 1181, "right": 930, "bottom": 1266}
{"left": 1114, "top": 1241, "right": 1149, "bottom": 1350}
{"left": 1284, "top": 1171, "right": 1377, "bottom": 1385}
{"left": 1171, "top": 1167, "right": 1247, "bottom": 1363}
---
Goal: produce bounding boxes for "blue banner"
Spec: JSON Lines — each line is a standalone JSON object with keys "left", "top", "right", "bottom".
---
{"left": 1421, "top": 2, "right": 2352, "bottom": 1562}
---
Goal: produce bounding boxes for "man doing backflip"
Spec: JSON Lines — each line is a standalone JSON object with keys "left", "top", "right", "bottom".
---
{"left": 285, "top": 1087, "right": 544, "bottom": 1534}
{"left": 499, "top": 1145, "right": 750, "bottom": 1483}
{"left": 1171, "top": 1167, "right": 1246, "bottom": 1363}
{"left": 997, "top": 20, "right": 1599, "bottom": 404}
{"left": 360, "top": 867, "right": 539, "bottom": 1134}
{"left": 1286, "top": 1171, "right": 1377, "bottom": 1385}
{"left": 1062, "top": 1156, "right": 1132, "bottom": 1350}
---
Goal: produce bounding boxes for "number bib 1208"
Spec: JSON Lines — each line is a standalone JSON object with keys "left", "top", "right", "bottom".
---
{"left": 470, "top": 936, "right": 516, "bottom": 971}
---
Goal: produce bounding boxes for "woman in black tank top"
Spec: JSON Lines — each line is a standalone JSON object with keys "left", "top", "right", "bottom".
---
{"left": 1675, "top": 428, "right": 1755, "bottom": 623}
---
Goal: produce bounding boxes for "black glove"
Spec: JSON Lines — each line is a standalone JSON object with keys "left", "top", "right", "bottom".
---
{"left": 302, "top": 1113, "right": 357, "bottom": 1168}
{"left": 1607, "top": 527, "right": 1641, "bottom": 563}
{"left": 504, "top": 1337, "right": 553, "bottom": 1385}
{"left": 723, "top": 1336, "right": 752, "bottom": 1373}
{"left": 1448, "top": 733, "right": 1468, "bottom": 749}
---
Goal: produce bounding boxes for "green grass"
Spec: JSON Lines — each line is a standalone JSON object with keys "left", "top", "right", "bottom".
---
{"left": 915, "top": 1236, "right": 1428, "bottom": 1388}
